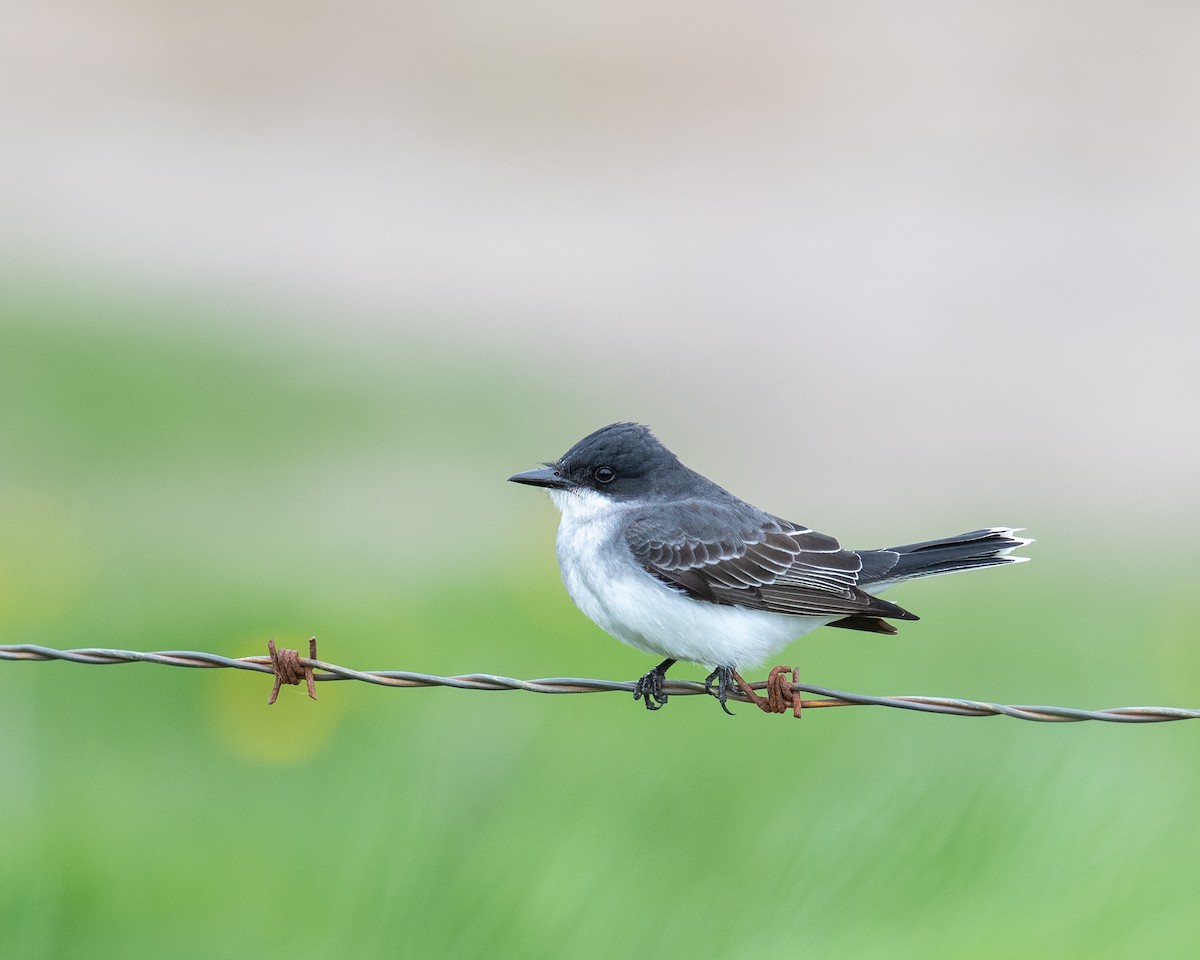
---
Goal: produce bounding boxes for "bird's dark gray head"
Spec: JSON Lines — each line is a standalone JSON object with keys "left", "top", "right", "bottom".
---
{"left": 509, "top": 422, "right": 696, "bottom": 500}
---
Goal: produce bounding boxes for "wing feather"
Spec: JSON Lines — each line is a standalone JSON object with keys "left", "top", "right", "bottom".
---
{"left": 626, "top": 501, "right": 916, "bottom": 621}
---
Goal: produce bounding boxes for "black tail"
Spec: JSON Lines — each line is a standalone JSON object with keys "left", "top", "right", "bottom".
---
{"left": 859, "top": 527, "right": 1032, "bottom": 586}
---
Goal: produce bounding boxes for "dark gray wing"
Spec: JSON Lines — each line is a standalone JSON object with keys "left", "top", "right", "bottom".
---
{"left": 626, "top": 500, "right": 916, "bottom": 623}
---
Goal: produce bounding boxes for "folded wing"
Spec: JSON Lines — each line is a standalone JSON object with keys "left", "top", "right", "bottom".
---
{"left": 625, "top": 501, "right": 917, "bottom": 625}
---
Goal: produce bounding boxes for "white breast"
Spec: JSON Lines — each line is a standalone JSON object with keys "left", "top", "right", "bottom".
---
{"left": 548, "top": 488, "right": 828, "bottom": 668}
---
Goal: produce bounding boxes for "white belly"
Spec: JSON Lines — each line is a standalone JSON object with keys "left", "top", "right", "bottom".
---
{"left": 550, "top": 488, "right": 828, "bottom": 668}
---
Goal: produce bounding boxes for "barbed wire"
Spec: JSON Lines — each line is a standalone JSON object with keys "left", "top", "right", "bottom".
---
{"left": 1, "top": 641, "right": 1196, "bottom": 723}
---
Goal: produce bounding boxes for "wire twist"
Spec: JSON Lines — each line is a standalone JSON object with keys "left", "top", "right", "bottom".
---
{"left": 1, "top": 642, "right": 1196, "bottom": 723}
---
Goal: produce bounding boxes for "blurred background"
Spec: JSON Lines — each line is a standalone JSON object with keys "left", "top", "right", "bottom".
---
{"left": 2, "top": 2, "right": 1199, "bottom": 957}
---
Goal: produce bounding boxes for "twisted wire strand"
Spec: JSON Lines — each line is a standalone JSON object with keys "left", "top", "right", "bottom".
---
{"left": 2, "top": 643, "right": 1196, "bottom": 723}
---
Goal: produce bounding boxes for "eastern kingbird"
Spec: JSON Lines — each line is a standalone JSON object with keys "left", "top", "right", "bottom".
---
{"left": 510, "top": 422, "right": 1031, "bottom": 714}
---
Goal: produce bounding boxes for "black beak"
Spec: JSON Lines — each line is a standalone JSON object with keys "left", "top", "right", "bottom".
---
{"left": 508, "top": 464, "right": 569, "bottom": 489}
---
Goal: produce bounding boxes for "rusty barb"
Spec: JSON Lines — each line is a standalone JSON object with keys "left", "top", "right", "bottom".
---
{"left": 267, "top": 637, "right": 318, "bottom": 705}
{"left": 3, "top": 640, "right": 1200, "bottom": 723}
{"left": 734, "top": 665, "right": 804, "bottom": 718}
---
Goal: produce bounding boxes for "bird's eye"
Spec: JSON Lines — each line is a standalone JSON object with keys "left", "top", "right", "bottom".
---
{"left": 593, "top": 465, "right": 616, "bottom": 484}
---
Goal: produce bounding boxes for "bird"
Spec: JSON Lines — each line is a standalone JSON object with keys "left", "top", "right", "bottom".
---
{"left": 509, "top": 422, "right": 1031, "bottom": 714}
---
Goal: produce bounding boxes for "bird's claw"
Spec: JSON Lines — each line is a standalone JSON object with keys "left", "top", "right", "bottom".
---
{"left": 633, "top": 664, "right": 671, "bottom": 711}
{"left": 703, "top": 666, "right": 737, "bottom": 716}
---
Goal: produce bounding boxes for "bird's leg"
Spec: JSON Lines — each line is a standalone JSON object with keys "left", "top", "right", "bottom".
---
{"left": 633, "top": 658, "right": 676, "bottom": 711}
{"left": 703, "top": 666, "right": 738, "bottom": 716}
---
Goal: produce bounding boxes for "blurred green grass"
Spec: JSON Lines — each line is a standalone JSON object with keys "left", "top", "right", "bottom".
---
{"left": 2, "top": 294, "right": 1199, "bottom": 959}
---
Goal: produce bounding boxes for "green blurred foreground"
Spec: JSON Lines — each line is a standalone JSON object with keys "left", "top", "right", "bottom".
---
{"left": 3, "top": 299, "right": 1199, "bottom": 959}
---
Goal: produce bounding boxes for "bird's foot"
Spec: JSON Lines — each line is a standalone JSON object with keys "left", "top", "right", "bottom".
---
{"left": 703, "top": 666, "right": 739, "bottom": 716}
{"left": 633, "top": 658, "right": 676, "bottom": 711}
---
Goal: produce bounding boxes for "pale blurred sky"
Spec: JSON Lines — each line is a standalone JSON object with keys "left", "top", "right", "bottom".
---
{"left": 3, "top": 1, "right": 1198, "bottom": 531}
